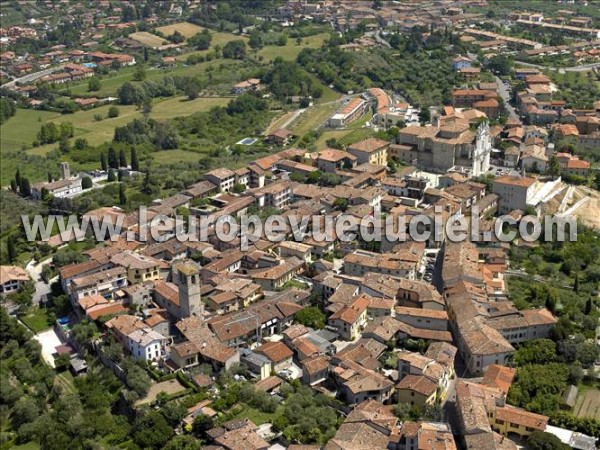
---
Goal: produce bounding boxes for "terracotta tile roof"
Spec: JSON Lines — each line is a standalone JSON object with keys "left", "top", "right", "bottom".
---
{"left": 255, "top": 341, "right": 293, "bottom": 363}
{"left": 302, "top": 354, "right": 330, "bottom": 375}
{"left": 348, "top": 138, "right": 389, "bottom": 153}
{"left": 0, "top": 265, "right": 29, "bottom": 284}
{"left": 494, "top": 404, "right": 548, "bottom": 430}
{"left": 329, "top": 295, "right": 370, "bottom": 325}
{"left": 481, "top": 364, "right": 516, "bottom": 394}
{"left": 397, "top": 374, "right": 438, "bottom": 397}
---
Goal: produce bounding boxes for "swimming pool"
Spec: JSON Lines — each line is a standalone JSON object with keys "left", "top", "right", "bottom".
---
{"left": 237, "top": 137, "right": 258, "bottom": 145}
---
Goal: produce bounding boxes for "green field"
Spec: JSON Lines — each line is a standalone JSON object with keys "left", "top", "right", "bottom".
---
{"left": 155, "top": 21, "right": 204, "bottom": 38}
{"left": 20, "top": 307, "right": 53, "bottom": 333}
{"left": 129, "top": 31, "right": 168, "bottom": 48}
{"left": 152, "top": 149, "right": 204, "bottom": 164}
{"left": 257, "top": 33, "right": 330, "bottom": 62}
{"left": 176, "top": 28, "right": 249, "bottom": 61}
{"left": 1, "top": 109, "right": 61, "bottom": 153}
{"left": 66, "top": 59, "right": 243, "bottom": 97}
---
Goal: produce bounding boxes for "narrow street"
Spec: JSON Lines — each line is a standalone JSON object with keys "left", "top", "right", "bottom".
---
{"left": 495, "top": 76, "right": 519, "bottom": 121}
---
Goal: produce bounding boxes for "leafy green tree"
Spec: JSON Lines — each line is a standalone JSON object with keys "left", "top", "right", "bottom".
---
{"left": 107, "top": 169, "right": 116, "bottom": 182}
{"left": 108, "top": 105, "right": 120, "bottom": 118}
{"left": 192, "top": 413, "right": 214, "bottom": 437}
{"left": 162, "top": 435, "right": 203, "bottom": 450}
{"left": 527, "top": 431, "right": 571, "bottom": 450}
{"left": 222, "top": 40, "right": 247, "bottom": 59}
{"left": 513, "top": 339, "right": 557, "bottom": 366}
{"left": 133, "top": 411, "right": 174, "bottom": 449}
{"left": 81, "top": 176, "right": 93, "bottom": 190}
{"left": 20, "top": 178, "right": 31, "bottom": 197}
{"left": 88, "top": 77, "right": 101, "bottom": 92}
{"left": 133, "top": 64, "right": 147, "bottom": 81}
{"left": 547, "top": 155, "right": 560, "bottom": 180}
{"left": 249, "top": 30, "right": 263, "bottom": 49}
{"left": 294, "top": 306, "right": 326, "bottom": 329}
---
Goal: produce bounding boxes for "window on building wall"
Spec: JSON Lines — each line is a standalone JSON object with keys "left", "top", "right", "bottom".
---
{"left": 496, "top": 419, "right": 504, "bottom": 425}
{"left": 510, "top": 423, "right": 519, "bottom": 429}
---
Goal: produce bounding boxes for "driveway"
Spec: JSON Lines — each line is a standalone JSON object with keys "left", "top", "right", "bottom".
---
{"left": 33, "top": 328, "right": 62, "bottom": 368}
{"left": 26, "top": 258, "right": 54, "bottom": 305}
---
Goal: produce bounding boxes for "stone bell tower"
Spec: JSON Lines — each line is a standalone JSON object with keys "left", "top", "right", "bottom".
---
{"left": 175, "top": 261, "right": 203, "bottom": 319}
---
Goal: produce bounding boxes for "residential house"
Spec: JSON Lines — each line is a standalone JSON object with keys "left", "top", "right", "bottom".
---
{"left": 0, "top": 265, "right": 29, "bottom": 295}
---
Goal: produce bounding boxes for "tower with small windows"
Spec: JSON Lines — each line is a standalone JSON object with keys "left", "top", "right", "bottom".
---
{"left": 176, "top": 261, "right": 203, "bottom": 318}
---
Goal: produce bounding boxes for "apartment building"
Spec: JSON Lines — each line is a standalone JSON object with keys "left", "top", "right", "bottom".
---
{"left": 347, "top": 138, "right": 389, "bottom": 165}
{"left": 328, "top": 97, "right": 368, "bottom": 127}
{"left": 204, "top": 168, "right": 236, "bottom": 192}
{"left": 492, "top": 175, "right": 539, "bottom": 214}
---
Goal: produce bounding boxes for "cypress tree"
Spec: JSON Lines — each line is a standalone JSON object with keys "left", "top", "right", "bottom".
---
{"left": 7, "top": 235, "right": 17, "bottom": 263}
{"left": 119, "top": 148, "right": 127, "bottom": 168}
{"left": 130, "top": 147, "right": 139, "bottom": 171}
{"left": 100, "top": 152, "right": 108, "bottom": 171}
{"left": 119, "top": 183, "right": 127, "bottom": 205}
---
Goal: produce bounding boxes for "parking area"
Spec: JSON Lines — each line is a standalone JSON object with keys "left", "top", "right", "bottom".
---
{"left": 419, "top": 249, "right": 440, "bottom": 284}
{"left": 33, "top": 328, "right": 62, "bottom": 368}
{"left": 277, "top": 362, "right": 302, "bottom": 381}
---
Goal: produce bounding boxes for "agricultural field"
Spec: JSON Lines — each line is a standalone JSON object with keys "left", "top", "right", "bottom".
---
{"left": 129, "top": 31, "right": 168, "bottom": 48}
{"left": 287, "top": 101, "right": 340, "bottom": 137}
{"left": 573, "top": 387, "right": 600, "bottom": 420}
{"left": 155, "top": 21, "right": 204, "bottom": 38}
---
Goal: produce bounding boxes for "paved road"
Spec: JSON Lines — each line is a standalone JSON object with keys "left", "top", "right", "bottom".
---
{"left": 514, "top": 60, "right": 600, "bottom": 72}
{"left": 495, "top": 76, "right": 519, "bottom": 120}
{"left": 25, "top": 258, "right": 54, "bottom": 305}
{"left": 1, "top": 66, "right": 63, "bottom": 88}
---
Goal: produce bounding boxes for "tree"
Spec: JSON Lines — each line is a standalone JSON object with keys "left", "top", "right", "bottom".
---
{"left": 7, "top": 235, "right": 17, "bottom": 263}
{"left": 88, "top": 77, "right": 101, "bottom": 92}
{"left": 547, "top": 155, "right": 560, "bottom": 180}
{"left": 277, "top": 34, "right": 288, "bottom": 46}
{"left": 81, "top": 176, "right": 93, "bottom": 189}
{"left": 513, "top": 339, "right": 557, "bottom": 366}
{"left": 189, "top": 30, "right": 212, "bottom": 50}
{"left": 10, "top": 397, "right": 39, "bottom": 429}
{"left": 487, "top": 54, "right": 513, "bottom": 76}
{"left": 74, "top": 137, "right": 87, "bottom": 150}
{"left": 527, "top": 431, "right": 570, "bottom": 450}
{"left": 15, "top": 168, "right": 21, "bottom": 189}
{"left": 294, "top": 306, "right": 326, "bottom": 329}
{"left": 162, "top": 435, "right": 203, "bottom": 450}
{"left": 20, "top": 178, "right": 31, "bottom": 197}
{"left": 119, "top": 183, "right": 127, "bottom": 205}
{"left": 133, "top": 64, "right": 147, "bottom": 81}
{"left": 107, "top": 169, "right": 116, "bottom": 182}
{"left": 119, "top": 148, "right": 128, "bottom": 168}
{"left": 249, "top": 31, "right": 263, "bottom": 49}
{"left": 184, "top": 77, "right": 201, "bottom": 100}
{"left": 133, "top": 411, "right": 174, "bottom": 449}
{"left": 108, "top": 147, "right": 119, "bottom": 169}
{"left": 108, "top": 106, "right": 120, "bottom": 118}
{"left": 419, "top": 107, "right": 431, "bottom": 124}
{"left": 130, "top": 147, "right": 139, "bottom": 171}
{"left": 232, "top": 183, "right": 246, "bottom": 193}
{"left": 100, "top": 151, "right": 108, "bottom": 170}
{"left": 192, "top": 413, "right": 214, "bottom": 437}
{"left": 222, "top": 40, "right": 247, "bottom": 59}
{"left": 59, "top": 134, "right": 70, "bottom": 154}
{"left": 333, "top": 197, "right": 348, "bottom": 211}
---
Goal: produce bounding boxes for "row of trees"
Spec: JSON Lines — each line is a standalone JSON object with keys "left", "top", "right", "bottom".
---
{"left": 0, "top": 97, "right": 16, "bottom": 124}
{"left": 100, "top": 146, "right": 139, "bottom": 171}
{"left": 117, "top": 74, "right": 205, "bottom": 105}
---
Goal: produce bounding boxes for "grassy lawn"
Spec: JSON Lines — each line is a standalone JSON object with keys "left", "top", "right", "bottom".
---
{"left": 11, "top": 442, "right": 41, "bottom": 450}
{"left": 155, "top": 21, "right": 204, "bottom": 38}
{"left": 0, "top": 108, "right": 61, "bottom": 153}
{"left": 66, "top": 59, "right": 241, "bottom": 97}
{"left": 24, "top": 96, "right": 231, "bottom": 157}
{"left": 313, "top": 129, "right": 352, "bottom": 150}
{"left": 176, "top": 29, "right": 249, "bottom": 61}
{"left": 151, "top": 96, "right": 230, "bottom": 120}
{"left": 20, "top": 307, "right": 53, "bottom": 333}
{"left": 55, "top": 371, "right": 77, "bottom": 394}
{"left": 257, "top": 33, "right": 330, "bottom": 62}
{"left": 229, "top": 404, "right": 283, "bottom": 426}
{"left": 288, "top": 101, "right": 339, "bottom": 137}
{"left": 129, "top": 31, "right": 168, "bottom": 48}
